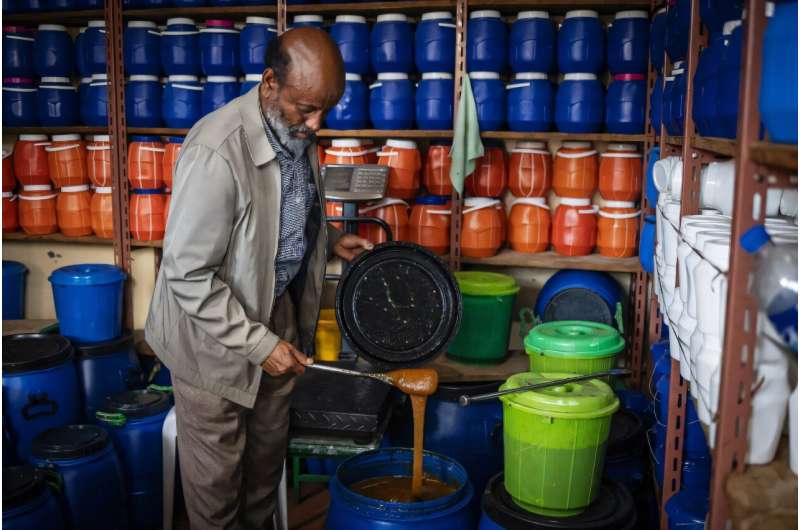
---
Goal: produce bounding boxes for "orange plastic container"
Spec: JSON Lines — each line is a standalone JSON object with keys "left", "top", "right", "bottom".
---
{"left": 90, "top": 187, "right": 114, "bottom": 239}
{"left": 359, "top": 198, "right": 409, "bottom": 244}
{"left": 13, "top": 135, "right": 51, "bottom": 186}
{"left": 46, "top": 134, "right": 88, "bottom": 188}
{"left": 409, "top": 197, "right": 451, "bottom": 255}
{"left": 553, "top": 141, "right": 598, "bottom": 198}
{"left": 324, "top": 139, "right": 370, "bottom": 166}
{"left": 3, "top": 150, "right": 15, "bottom": 193}
{"left": 461, "top": 197, "right": 504, "bottom": 258}
{"left": 128, "top": 137, "right": 165, "bottom": 189}
{"left": 362, "top": 140, "right": 379, "bottom": 164}
{"left": 378, "top": 139, "right": 422, "bottom": 200}
{"left": 86, "top": 135, "right": 113, "bottom": 188}
{"left": 508, "top": 141, "right": 552, "bottom": 197}
{"left": 56, "top": 184, "right": 93, "bottom": 237}
{"left": 3, "top": 192, "right": 19, "bottom": 233}
{"left": 551, "top": 197, "right": 597, "bottom": 256}
{"left": 326, "top": 200, "right": 343, "bottom": 230}
{"left": 130, "top": 190, "right": 167, "bottom": 241}
{"left": 597, "top": 201, "right": 640, "bottom": 257}
{"left": 163, "top": 139, "right": 182, "bottom": 190}
{"left": 423, "top": 144, "right": 453, "bottom": 196}
{"left": 18, "top": 185, "right": 58, "bottom": 235}
{"left": 598, "top": 143, "right": 642, "bottom": 201}
{"left": 464, "top": 146, "right": 507, "bottom": 197}
{"left": 508, "top": 197, "right": 551, "bottom": 253}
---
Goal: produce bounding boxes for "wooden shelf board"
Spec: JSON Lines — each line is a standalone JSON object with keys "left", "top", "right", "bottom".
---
{"left": 433, "top": 350, "right": 530, "bottom": 383}
{"left": 131, "top": 239, "right": 164, "bottom": 248}
{"left": 3, "top": 8, "right": 104, "bottom": 23}
{"left": 289, "top": 0, "right": 455, "bottom": 14}
{"left": 3, "top": 232, "right": 113, "bottom": 245}
{"left": 693, "top": 136, "right": 736, "bottom": 157}
{"left": 751, "top": 141, "right": 798, "bottom": 172}
{"left": 461, "top": 249, "right": 641, "bottom": 272}
{"left": 466, "top": 0, "right": 650, "bottom": 14}
{"left": 664, "top": 135, "right": 684, "bottom": 146}
{"left": 482, "top": 131, "right": 647, "bottom": 142}
{"left": 123, "top": 4, "right": 276, "bottom": 20}
{"left": 3, "top": 126, "right": 107, "bottom": 137}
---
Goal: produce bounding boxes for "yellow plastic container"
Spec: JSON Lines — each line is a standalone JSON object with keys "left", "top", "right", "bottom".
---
{"left": 315, "top": 309, "right": 341, "bottom": 361}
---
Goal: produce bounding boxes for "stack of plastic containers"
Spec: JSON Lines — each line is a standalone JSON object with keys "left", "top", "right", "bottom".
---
{"left": 597, "top": 144, "right": 641, "bottom": 257}
{"left": 328, "top": 15, "right": 369, "bottom": 129}
{"left": 552, "top": 142, "right": 597, "bottom": 256}
{"left": 507, "top": 141, "right": 552, "bottom": 253}
{"left": 128, "top": 136, "right": 167, "bottom": 241}
{"left": 370, "top": 14, "right": 416, "bottom": 130}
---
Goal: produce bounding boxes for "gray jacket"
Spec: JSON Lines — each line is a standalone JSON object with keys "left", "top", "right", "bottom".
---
{"left": 145, "top": 86, "right": 339, "bottom": 408}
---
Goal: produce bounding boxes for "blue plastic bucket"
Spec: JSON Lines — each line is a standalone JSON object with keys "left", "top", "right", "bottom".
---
{"left": 36, "top": 76, "right": 78, "bottom": 126}
{"left": 555, "top": 73, "right": 604, "bottom": 133}
{"left": 162, "top": 75, "right": 203, "bottom": 128}
{"left": 415, "top": 12, "right": 456, "bottom": 73}
{"left": 509, "top": 11, "right": 555, "bottom": 73}
{"left": 2, "top": 78, "right": 37, "bottom": 126}
{"left": 31, "top": 425, "right": 128, "bottom": 530}
{"left": 607, "top": 10, "right": 649, "bottom": 74}
{"left": 83, "top": 21, "right": 107, "bottom": 75}
{"left": 700, "top": 0, "right": 743, "bottom": 36}
{"left": 77, "top": 29, "right": 89, "bottom": 77}
{"left": 506, "top": 72, "right": 553, "bottom": 132}
{"left": 33, "top": 24, "right": 74, "bottom": 77}
{"left": 467, "top": 10, "right": 507, "bottom": 73}
{"left": 645, "top": 147, "right": 660, "bottom": 206}
{"left": 240, "top": 73, "right": 261, "bottom": 95}
{"left": 651, "top": 74, "right": 664, "bottom": 133}
{"left": 760, "top": 1, "right": 798, "bottom": 144}
{"left": 124, "top": 21, "right": 161, "bottom": 76}
{"left": 415, "top": 73, "right": 454, "bottom": 130}
{"left": 126, "top": 75, "right": 162, "bottom": 128}
{"left": 371, "top": 13, "right": 415, "bottom": 74}
{"left": 640, "top": 215, "right": 656, "bottom": 273}
{"left": 327, "top": 73, "right": 369, "bottom": 129}
{"left": 470, "top": 71, "right": 505, "bottom": 131}
{"left": 2, "top": 334, "right": 82, "bottom": 461}
{"left": 665, "top": 489, "right": 708, "bottom": 530}
{"left": 199, "top": 20, "right": 240, "bottom": 77}
{"left": 650, "top": 7, "right": 667, "bottom": 73}
{"left": 49, "top": 264, "right": 127, "bottom": 344}
{"left": 330, "top": 15, "right": 370, "bottom": 75}
{"left": 161, "top": 18, "right": 201, "bottom": 76}
{"left": 533, "top": 269, "right": 623, "bottom": 331}
{"left": 693, "top": 33, "right": 723, "bottom": 136}
{"left": 83, "top": 74, "right": 110, "bottom": 126}
{"left": 606, "top": 73, "right": 646, "bottom": 134}
{"left": 202, "top": 75, "right": 239, "bottom": 116}
{"left": 369, "top": 73, "right": 414, "bottom": 129}
{"left": 3, "top": 260, "right": 27, "bottom": 320}
{"left": 714, "top": 21, "right": 742, "bottom": 139}
{"left": 557, "top": 10, "right": 605, "bottom": 73}
{"left": 2, "top": 466, "right": 67, "bottom": 530}
{"left": 665, "top": 0, "right": 691, "bottom": 62}
{"left": 3, "top": 26, "right": 35, "bottom": 78}
{"left": 240, "top": 16, "right": 276, "bottom": 75}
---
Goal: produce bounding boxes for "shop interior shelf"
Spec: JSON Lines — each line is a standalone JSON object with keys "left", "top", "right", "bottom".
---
{"left": 482, "top": 131, "right": 648, "bottom": 143}
{"left": 3, "top": 232, "right": 113, "bottom": 245}
{"left": 693, "top": 136, "right": 736, "bottom": 157}
{"left": 123, "top": 4, "right": 276, "bottom": 20}
{"left": 750, "top": 141, "right": 798, "bottom": 172}
{"left": 288, "top": 0, "right": 455, "bottom": 14}
{"left": 3, "top": 8, "right": 104, "bottom": 23}
{"left": 131, "top": 239, "right": 164, "bottom": 248}
{"left": 3, "top": 126, "right": 107, "bottom": 137}
{"left": 461, "top": 249, "right": 642, "bottom": 272}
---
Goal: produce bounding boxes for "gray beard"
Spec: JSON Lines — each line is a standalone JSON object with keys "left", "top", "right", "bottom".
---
{"left": 263, "top": 104, "right": 312, "bottom": 159}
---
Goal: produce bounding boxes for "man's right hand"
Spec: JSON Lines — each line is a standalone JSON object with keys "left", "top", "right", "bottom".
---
{"left": 262, "top": 340, "right": 313, "bottom": 376}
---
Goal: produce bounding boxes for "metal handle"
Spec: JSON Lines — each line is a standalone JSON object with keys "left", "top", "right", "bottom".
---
{"left": 306, "top": 363, "right": 393, "bottom": 385}
{"left": 458, "top": 368, "right": 632, "bottom": 407}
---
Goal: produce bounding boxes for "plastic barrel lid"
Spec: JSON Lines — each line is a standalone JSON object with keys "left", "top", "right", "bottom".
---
{"left": 100, "top": 389, "right": 171, "bottom": 419}
{"left": 49, "top": 263, "right": 127, "bottom": 286}
{"left": 455, "top": 271, "right": 519, "bottom": 296}
{"left": 3, "top": 260, "right": 27, "bottom": 276}
{"left": 3, "top": 466, "right": 47, "bottom": 509}
{"left": 335, "top": 241, "right": 461, "bottom": 366}
{"left": 606, "top": 409, "right": 645, "bottom": 459}
{"left": 482, "top": 473, "right": 638, "bottom": 530}
{"left": 525, "top": 321, "right": 625, "bottom": 358}
{"left": 31, "top": 424, "right": 110, "bottom": 460}
{"left": 2, "top": 334, "right": 73, "bottom": 374}
{"left": 499, "top": 372, "right": 619, "bottom": 416}
{"left": 73, "top": 330, "right": 133, "bottom": 356}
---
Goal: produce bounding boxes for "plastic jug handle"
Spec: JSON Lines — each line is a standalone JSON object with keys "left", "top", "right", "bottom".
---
{"left": 614, "top": 302, "right": 625, "bottom": 334}
{"left": 518, "top": 307, "right": 539, "bottom": 338}
{"left": 21, "top": 392, "right": 58, "bottom": 420}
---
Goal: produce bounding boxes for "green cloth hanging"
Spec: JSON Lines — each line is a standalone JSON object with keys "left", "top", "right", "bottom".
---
{"left": 449, "top": 73, "right": 484, "bottom": 194}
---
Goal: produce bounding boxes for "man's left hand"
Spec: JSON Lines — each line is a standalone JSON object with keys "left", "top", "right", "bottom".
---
{"left": 333, "top": 233, "right": 373, "bottom": 261}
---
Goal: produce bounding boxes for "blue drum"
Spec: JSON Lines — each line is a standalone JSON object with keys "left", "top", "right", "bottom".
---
{"left": 415, "top": 12, "right": 456, "bottom": 73}
{"left": 173, "top": 0, "right": 206, "bottom": 5}
{"left": 3, "top": 26, "right": 35, "bottom": 79}
{"left": 661, "top": 72, "right": 677, "bottom": 135}
{"left": 83, "top": 21, "right": 107, "bottom": 76}
{"left": 533, "top": 269, "right": 623, "bottom": 330}
{"left": 327, "top": 73, "right": 369, "bottom": 130}
{"left": 16, "top": 0, "right": 46, "bottom": 10}
{"left": 240, "top": 17, "right": 276, "bottom": 75}
{"left": 715, "top": 21, "right": 742, "bottom": 139}
{"left": 331, "top": 15, "right": 370, "bottom": 75}
{"left": 700, "top": 0, "right": 743, "bottom": 36}
{"left": 369, "top": 72, "right": 414, "bottom": 129}
{"left": 125, "top": 75, "right": 162, "bottom": 128}
{"left": 470, "top": 71, "right": 505, "bottom": 131}
{"left": 2, "top": 78, "right": 37, "bottom": 126}
{"left": 371, "top": 13, "right": 415, "bottom": 74}
{"left": 124, "top": 21, "right": 161, "bottom": 76}
{"left": 199, "top": 20, "right": 240, "bottom": 77}
{"left": 46, "top": 0, "right": 75, "bottom": 11}
{"left": 640, "top": 214, "right": 656, "bottom": 273}
{"left": 467, "top": 10, "right": 507, "bottom": 73}
{"left": 693, "top": 33, "right": 723, "bottom": 137}
{"left": 509, "top": 11, "right": 555, "bottom": 73}
{"left": 665, "top": 490, "right": 708, "bottom": 530}
{"left": 2, "top": 334, "right": 82, "bottom": 462}
{"left": 3, "top": 466, "right": 67, "bottom": 530}
{"left": 558, "top": 10, "right": 605, "bottom": 73}
{"left": 240, "top": 74, "right": 260, "bottom": 95}
{"left": 78, "top": 0, "right": 103, "bottom": 7}
{"left": 650, "top": 7, "right": 668, "bottom": 74}
{"left": 645, "top": 146, "right": 660, "bottom": 206}
{"left": 606, "top": 73, "right": 646, "bottom": 134}
{"left": 665, "top": 0, "right": 691, "bottom": 62}
{"left": 3, "top": 261, "right": 27, "bottom": 320}
{"left": 555, "top": 72, "right": 604, "bottom": 133}
{"left": 415, "top": 72, "right": 454, "bottom": 130}
{"left": 83, "top": 74, "right": 109, "bottom": 126}
{"left": 607, "top": 10, "right": 649, "bottom": 74}
{"left": 651, "top": 74, "right": 665, "bottom": 133}
{"left": 162, "top": 75, "right": 203, "bottom": 128}
{"left": 33, "top": 25, "right": 74, "bottom": 77}
{"left": 76, "top": 29, "right": 89, "bottom": 77}
{"left": 292, "top": 15, "right": 324, "bottom": 29}
{"left": 36, "top": 77, "right": 78, "bottom": 126}
{"left": 202, "top": 76, "right": 239, "bottom": 116}
{"left": 161, "top": 18, "right": 200, "bottom": 77}
{"left": 760, "top": 0, "right": 797, "bottom": 144}
{"left": 665, "top": 62, "right": 687, "bottom": 136}
{"left": 506, "top": 72, "right": 553, "bottom": 132}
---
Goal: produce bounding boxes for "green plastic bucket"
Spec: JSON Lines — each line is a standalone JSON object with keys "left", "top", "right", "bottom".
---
{"left": 500, "top": 372, "right": 619, "bottom": 516}
{"left": 447, "top": 271, "right": 520, "bottom": 363}
{"left": 525, "top": 321, "right": 625, "bottom": 375}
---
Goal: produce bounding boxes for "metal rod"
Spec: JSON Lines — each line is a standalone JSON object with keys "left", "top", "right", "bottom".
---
{"left": 306, "top": 363, "right": 394, "bottom": 386}
{"left": 458, "top": 369, "right": 632, "bottom": 407}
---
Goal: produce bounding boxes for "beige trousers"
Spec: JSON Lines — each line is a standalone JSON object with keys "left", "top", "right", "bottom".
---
{"left": 173, "top": 293, "right": 298, "bottom": 530}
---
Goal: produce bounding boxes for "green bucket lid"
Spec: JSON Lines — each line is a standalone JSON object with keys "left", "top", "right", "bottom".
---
{"left": 454, "top": 271, "right": 520, "bottom": 296}
{"left": 499, "top": 372, "right": 619, "bottom": 417}
{"left": 524, "top": 320, "right": 625, "bottom": 358}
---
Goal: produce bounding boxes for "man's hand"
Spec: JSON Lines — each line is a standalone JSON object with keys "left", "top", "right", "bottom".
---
{"left": 333, "top": 233, "right": 374, "bottom": 261}
{"left": 262, "top": 340, "right": 313, "bottom": 376}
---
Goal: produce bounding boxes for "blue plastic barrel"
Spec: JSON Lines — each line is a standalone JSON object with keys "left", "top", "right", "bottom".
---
{"left": 83, "top": 73, "right": 110, "bottom": 126}
{"left": 640, "top": 214, "right": 656, "bottom": 273}
{"left": 83, "top": 21, "right": 107, "bottom": 76}
{"left": 470, "top": 71, "right": 505, "bottom": 131}
{"left": 74, "top": 332, "right": 142, "bottom": 422}
{"left": 76, "top": 29, "right": 89, "bottom": 77}
{"left": 661, "top": 72, "right": 676, "bottom": 135}
{"left": 558, "top": 10, "right": 605, "bottom": 74}
{"left": 34, "top": 25, "right": 74, "bottom": 77}
{"left": 200, "top": 20, "right": 240, "bottom": 76}
{"left": 202, "top": 75, "right": 239, "bottom": 116}
{"left": 650, "top": 7, "right": 668, "bottom": 73}
{"left": 467, "top": 10, "right": 507, "bottom": 73}
{"left": 326, "top": 448, "right": 476, "bottom": 530}
{"left": 653, "top": 374, "right": 709, "bottom": 457}
{"left": 371, "top": 13, "right": 415, "bottom": 74}
{"left": 161, "top": 18, "right": 201, "bottom": 77}
{"left": 555, "top": 72, "right": 604, "bottom": 133}
{"left": 651, "top": 74, "right": 664, "bottom": 132}
{"left": 2, "top": 334, "right": 82, "bottom": 461}
{"left": 162, "top": 75, "right": 203, "bottom": 128}
{"left": 700, "top": 0, "right": 743, "bottom": 36}
{"left": 509, "top": 11, "right": 554, "bottom": 74}
{"left": 31, "top": 425, "right": 128, "bottom": 530}
{"left": 415, "top": 12, "right": 456, "bottom": 73}
{"left": 3, "top": 261, "right": 27, "bottom": 320}
{"left": 327, "top": 73, "right": 369, "bottom": 129}
{"left": 645, "top": 147, "right": 660, "bottom": 206}
{"left": 49, "top": 264, "right": 127, "bottom": 344}
{"left": 3, "top": 26, "right": 35, "bottom": 79}
{"left": 330, "top": 15, "right": 370, "bottom": 75}
{"left": 2, "top": 78, "right": 37, "bottom": 126}
{"left": 36, "top": 77, "right": 78, "bottom": 126}
{"left": 506, "top": 72, "right": 553, "bottom": 132}
{"left": 96, "top": 390, "right": 171, "bottom": 530}
{"left": 665, "top": 490, "right": 708, "bottom": 530}
{"left": 665, "top": 0, "right": 691, "bottom": 62}
{"left": 666, "top": 63, "right": 687, "bottom": 136}
{"left": 606, "top": 73, "right": 646, "bottom": 134}
{"left": 369, "top": 72, "right": 414, "bottom": 129}
{"left": 240, "top": 73, "right": 261, "bottom": 95}
{"left": 17, "top": 0, "right": 46, "bottom": 10}
{"left": 240, "top": 17, "right": 276, "bottom": 75}
{"left": 78, "top": 76, "right": 90, "bottom": 124}
{"left": 173, "top": 0, "right": 206, "bottom": 6}
{"left": 714, "top": 21, "right": 742, "bottom": 139}
{"left": 47, "top": 0, "right": 73, "bottom": 8}
{"left": 760, "top": 1, "right": 798, "bottom": 144}
{"left": 124, "top": 21, "right": 161, "bottom": 76}
{"left": 607, "top": 10, "right": 649, "bottom": 75}
{"left": 652, "top": 439, "right": 711, "bottom": 494}
{"left": 292, "top": 15, "right": 324, "bottom": 29}
{"left": 534, "top": 269, "right": 623, "bottom": 330}
{"left": 2, "top": 466, "right": 67, "bottom": 530}
{"left": 78, "top": 0, "right": 102, "bottom": 7}
{"left": 415, "top": 72, "right": 454, "bottom": 130}
{"left": 126, "top": 75, "right": 162, "bottom": 128}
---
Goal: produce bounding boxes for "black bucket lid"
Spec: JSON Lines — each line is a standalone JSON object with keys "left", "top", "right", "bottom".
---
{"left": 543, "top": 289, "right": 615, "bottom": 328}
{"left": 3, "top": 466, "right": 46, "bottom": 509}
{"left": 606, "top": 409, "right": 645, "bottom": 459}
{"left": 335, "top": 242, "right": 462, "bottom": 366}
{"left": 99, "top": 389, "right": 171, "bottom": 419}
{"left": 435, "top": 381, "right": 503, "bottom": 401}
{"left": 2, "top": 334, "right": 73, "bottom": 374}
{"left": 481, "top": 473, "right": 637, "bottom": 530}
{"left": 73, "top": 330, "right": 134, "bottom": 357}
{"left": 31, "top": 425, "right": 110, "bottom": 461}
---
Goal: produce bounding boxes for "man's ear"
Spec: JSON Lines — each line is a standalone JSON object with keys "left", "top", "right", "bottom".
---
{"left": 260, "top": 69, "right": 276, "bottom": 100}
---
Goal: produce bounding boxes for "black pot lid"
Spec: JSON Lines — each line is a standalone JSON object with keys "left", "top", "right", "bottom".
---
{"left": 3, "top": 466, "right": 46, "bottom": 509}
{"left": 481, "top": 473, "right": 637, "bottom": 530}
{"left": 2, "top": 334, "right": 73, "bottom": 374}
{"left": 335, "top": 242, "right": 462, "bottom": 366}
{"left": 73, "top": 330, "right": 134, "bottom": 357}
{"left": 100, "top": 389, "right": 171, "bottom": 419}
{"left": 31, "top": 425, "right": 109, "bottom": 461}
{"left": 606, "top": 409, "right": 645, "bottom": 459}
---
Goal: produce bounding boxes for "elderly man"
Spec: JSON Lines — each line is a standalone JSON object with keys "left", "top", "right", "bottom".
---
{"left": 145, "top": 29, "right": 372, "bottom": 529}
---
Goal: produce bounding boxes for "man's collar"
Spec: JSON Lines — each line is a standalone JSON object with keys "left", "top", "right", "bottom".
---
{"left": 238, "top": 85, "right": 276, "bottom": 167}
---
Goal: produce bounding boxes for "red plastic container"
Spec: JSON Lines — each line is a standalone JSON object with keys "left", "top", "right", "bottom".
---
{"left": 508, "top": 141, "right": 552, "bottom": 197}
{"left": 465, "top": 146, "right": 506, "bottom": 197}
{"left": 378, "top": 139, "right": 421, "bottom": 200}
{"left": 552, "top": 197, "right": 597, "bottom": 256}
{"left": 461, "top": 197, "right": 504, "bottom": 258}
{"left": 553, "top": 141, "right": 598, "bottom": 198}
{"left": 508, "top": 197, "right": 551, "bottom": 253}
{"left": 597, "top": 201, "right": 640, "bottom": 257}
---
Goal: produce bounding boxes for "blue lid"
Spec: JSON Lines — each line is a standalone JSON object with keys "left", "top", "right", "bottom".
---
{"left": 167, "top": 136, "right": 184, "bottom": 143}
{"left": 415, "top": 195, "right": 448, "bottom": 205}
{"left": 130, "top": 135, "right": 162, "bottom": 142}
{"left": 3, "top": 260, "right": 27, "bottom": 276}
{"left": 131, "top": 188, "right": 165, "bottom": 195}
{"left": 740, "top": 224, "right": 770, "bottom": 254}
{"left": 49, "top": 264, "right": 126, "bottom": 287}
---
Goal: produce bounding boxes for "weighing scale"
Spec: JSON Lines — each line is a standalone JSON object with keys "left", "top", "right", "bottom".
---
{"left": 322, "top": 164, "right": 392, "bottom": 239}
